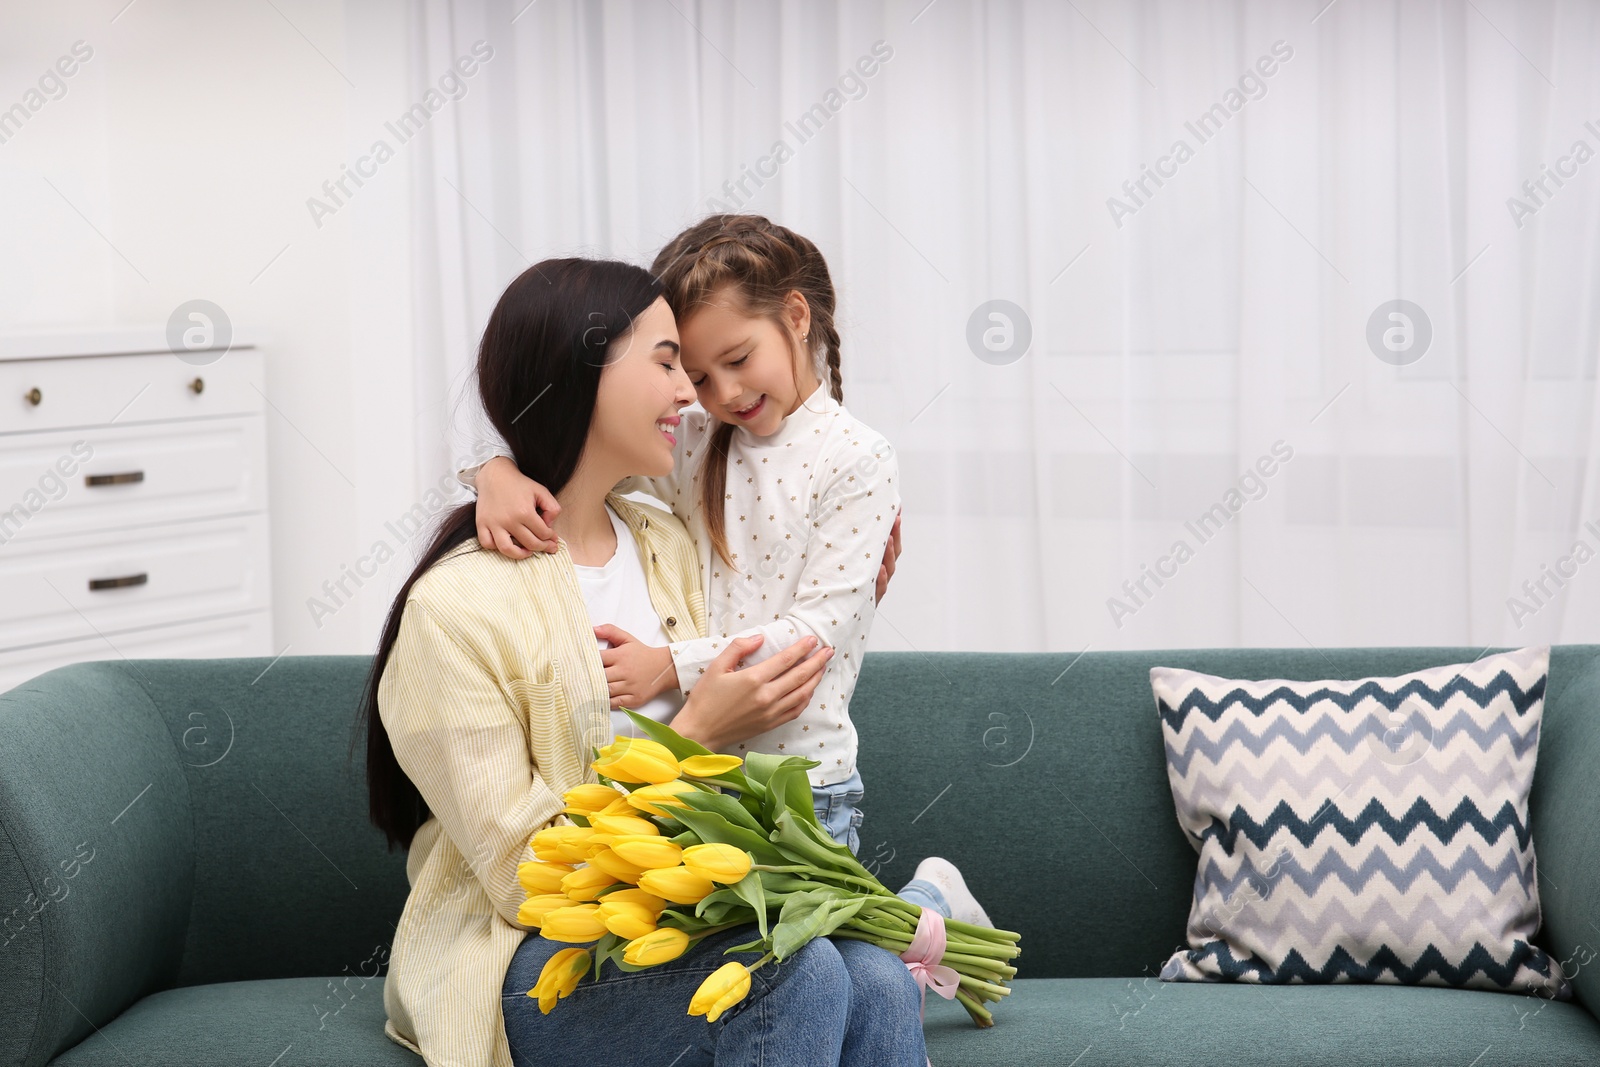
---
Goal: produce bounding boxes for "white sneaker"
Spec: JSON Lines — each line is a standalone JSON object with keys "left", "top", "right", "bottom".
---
{"left": 900, "top": 856, "right": 993, "bottom": 929}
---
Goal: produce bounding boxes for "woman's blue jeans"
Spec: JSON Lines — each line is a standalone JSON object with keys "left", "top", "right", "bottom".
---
{"left": 502, "top": 922, "right": 929, "bottom": 1066}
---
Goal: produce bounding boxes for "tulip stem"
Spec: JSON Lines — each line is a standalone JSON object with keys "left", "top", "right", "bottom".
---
{"left": 938, "top": 950, "right": 1018, "bottom": 977}
{"left": 831, "top": 928, "right": 1015, "bottom": 982}
{"left": 955, "top": 988, "right": 995, "bottom": 1027}
{"left": 956, "top": 973, "right": 1012, "bottom": 999}
{"left": 876, "top": 898, "right": 1021, "bottom": 942}
{"left": 686, "top": 921, "right": 763, "bottom": 945}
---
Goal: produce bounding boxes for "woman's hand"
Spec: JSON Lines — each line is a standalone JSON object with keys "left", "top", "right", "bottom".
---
{"left": 672, "top": 635, "right": 834, "bottom": 752}
{"left": 475, "top": 456, "right": 561, "bottom": 558}
{"left": 875, "top": 507, "right": 902, "bottom": 605}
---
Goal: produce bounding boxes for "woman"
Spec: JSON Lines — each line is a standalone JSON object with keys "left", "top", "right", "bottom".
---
{"left": 359, "top": 258, "right": 927, "bottom": 1067}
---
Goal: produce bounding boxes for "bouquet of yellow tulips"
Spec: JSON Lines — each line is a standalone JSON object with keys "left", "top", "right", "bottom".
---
{"left": 519, "top": 710, "right": 1020, "bottom": 1026}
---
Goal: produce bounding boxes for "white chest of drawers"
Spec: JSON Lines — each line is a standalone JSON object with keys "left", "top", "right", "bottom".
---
{"left": 0, "top": 329, "right": 274, "bottom": 692}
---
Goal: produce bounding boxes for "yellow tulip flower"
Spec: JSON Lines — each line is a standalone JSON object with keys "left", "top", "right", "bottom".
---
{"left": 518, "top": 861, "right": 575, "bottom": 896}
{"left": 679, "top": 754, "right": 744, "bottom": 777}
{"left": 600, "top": 887, "right": 667, "bottom": 916}
{"left": 689, "top": 961, "right": 752, "bottom": 1022}
{"left": 596, "top": 794, "right": 638, "bottom": 818}
{"left": 682, "top": 843, "right": 753, "bottom": 884}
{"left": 588, "top": 847, "right": 648, "bottom": 885}
{"left": 597, "top": 898, "right": 659, "bottom": 940}
{"left": 517, "top": 893, "right": 572, "bottom": 927}
{"left": 610, "top": 835, "right": 684, "bottom": 870}
{"left": 590, "top": 814, "right": 661, "bottom": 838}
{"left": 530, "top": 825, "right": 585, "bottom": 863}
{"left": 530, "top": 947, "right": 590, "bottom": 1014}
{"left": 623, "top": 926, "right": 691, "bottom": 966}
{"left": 563, "top": 783, "right": 624, "bottom": 816}
{"left": 637, "top": 865, "right": 717, "bottom": 904}
{"left": 561, "top": 865, "right": 619, "bottom": 901}
{"left": 540, "top": 903, "right": 607, "bottom": 943}
{"left": 625, "top": 781, "right": 698, "bottom": 818}
{"left": 555, "top": 828, "right": 597, "bottom": 864}
{"left": 593, "top": 736, "right": 681, "bottom": 785}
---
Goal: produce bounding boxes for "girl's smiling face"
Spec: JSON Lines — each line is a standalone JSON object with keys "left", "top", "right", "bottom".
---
{"left": 678, "top": 284, "right": 823, "bottom": 436}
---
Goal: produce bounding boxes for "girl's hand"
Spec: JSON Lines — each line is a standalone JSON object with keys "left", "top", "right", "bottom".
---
{"left": 672, "top": 634, "right": 833, "bottom": 751}
{"left": 475, "top": 456, "right": 560, "bottom": 558}
{"left": 875, "top": 507, "right": 902, "bottom": 605}
{"left": 595, "top": 625, "right": 679, "bottom": 710}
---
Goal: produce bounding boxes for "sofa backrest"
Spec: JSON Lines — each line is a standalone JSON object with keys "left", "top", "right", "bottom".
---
{"left": 850, "top": 645, "right": 1600, "bottom": 997}
{"left": 3, "top": 644, "right": 1597, "bottom": 1066}
{"left": 0, "top": 656, "right": 409, "bottom": 1067}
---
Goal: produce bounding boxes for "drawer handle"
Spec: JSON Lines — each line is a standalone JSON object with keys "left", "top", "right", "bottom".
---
{"left": 25, "top": 387, "right": 41, "bottom": 406}
{"left": 86, "top": 471, "right": 145, "bottom": 487}
{"left": 189, "top": 377, "right": 204, "bottom": 395}
{"left": 89, "top": 573, "right": 148, "bottom": 592}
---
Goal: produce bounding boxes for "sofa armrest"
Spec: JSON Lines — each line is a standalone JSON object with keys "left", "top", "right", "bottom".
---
{"left": 1530, "top": 648, "right": 1600, "bottom": 1014}
{"left": 0, "top": 663, "right": 194, "bottom": 1067}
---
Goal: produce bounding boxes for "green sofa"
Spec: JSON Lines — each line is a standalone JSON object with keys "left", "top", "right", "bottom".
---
{"left": 3, "top": 647, "right": 1599, "bottom": 1066}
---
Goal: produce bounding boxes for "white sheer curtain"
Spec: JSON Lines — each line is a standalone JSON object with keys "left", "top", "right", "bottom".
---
{"left": 403, "top": 0, "right": 1600, "bottom": 653}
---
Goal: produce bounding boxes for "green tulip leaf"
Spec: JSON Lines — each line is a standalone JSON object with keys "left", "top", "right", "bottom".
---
{"left": 762, "top": 762, "right": 823, "bottom": 830}
{"left": 770, "top": 810, "right": 883, "bottom": 886}
{"left": 675, "top": 787, "right": 769, "bottom": 837}
{"left": 738, "top": 751, "right": 789, "bottom": 788}
{"left": 727, "top": 868, "right": 769, "bottom": 939}
{"left": 668, "top": 801, "right": 789, "bottom": 866}
{"left": 696, "top": 899, "right": 753, "bottom": 925}
{"left": 592, "top": 931, "right": 624, "bottom": 978}
{"left": 693, "top": 886, "right": 746, "bottom": 917}
{"left": 670, "top": 809, "right": 785, "bottom": 866}
{"left": 769, "top": 888, "right": 867, "bottom": 960}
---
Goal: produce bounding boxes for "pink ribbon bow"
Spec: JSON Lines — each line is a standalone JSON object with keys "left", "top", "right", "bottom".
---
{"left": 900, "top": 907, "right": 961, "bottom": 1063}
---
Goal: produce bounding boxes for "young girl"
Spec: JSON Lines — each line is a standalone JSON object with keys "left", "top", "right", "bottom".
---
{"left": 464, "top": 215, "right": 989, "bottom": 927}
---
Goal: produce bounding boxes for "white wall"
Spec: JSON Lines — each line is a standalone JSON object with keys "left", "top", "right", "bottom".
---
{"left": 0, "top": 0, "right": 431, "bottom": 656}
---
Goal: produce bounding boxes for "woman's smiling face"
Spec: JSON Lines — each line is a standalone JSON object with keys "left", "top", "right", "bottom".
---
{"left": 590, "top": 296, "right": 696, "bottom": 478}
{"left": 677, "top": 284, "right": 821, "bottom": 436}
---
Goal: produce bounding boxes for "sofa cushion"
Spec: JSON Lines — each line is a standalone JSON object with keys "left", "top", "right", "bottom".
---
{"left": 1151, "top": 646, "right": 1564, "bottom": 994}
{"left": 922, "top": 977, "right": 1600, "bottom": 1066}
{"left": 47, "top": 977, "right": 420, "bottom": 1067}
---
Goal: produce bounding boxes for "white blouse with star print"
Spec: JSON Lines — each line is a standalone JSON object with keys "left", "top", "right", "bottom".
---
{"left": 469, "top": 379, "right": 900, "bottom": 788}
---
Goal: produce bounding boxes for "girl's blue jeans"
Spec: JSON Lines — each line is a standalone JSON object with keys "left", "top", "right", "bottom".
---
{"left": 812, "top": 769, "right": 951, "bottom": 920}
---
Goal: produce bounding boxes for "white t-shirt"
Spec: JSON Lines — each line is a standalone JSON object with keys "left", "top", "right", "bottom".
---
{"left": 572, "top": 502, "right": 687, "bottom": 739}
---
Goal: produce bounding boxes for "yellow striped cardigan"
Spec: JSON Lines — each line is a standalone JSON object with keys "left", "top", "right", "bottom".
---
{"left": 378, "top": 492, "right": 707, "bottom": 1067}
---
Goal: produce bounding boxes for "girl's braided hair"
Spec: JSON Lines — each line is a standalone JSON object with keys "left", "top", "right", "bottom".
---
{"left": 650, "top": 215, "right": 843, "bottom": 571}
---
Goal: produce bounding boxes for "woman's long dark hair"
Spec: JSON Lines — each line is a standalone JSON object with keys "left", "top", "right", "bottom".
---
{"left": 354, "top": 258, "right": 664, "bottom": 851}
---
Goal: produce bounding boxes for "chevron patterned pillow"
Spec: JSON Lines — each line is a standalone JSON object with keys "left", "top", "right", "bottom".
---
{"left": 1152, "top": 646, "right": 1566, "bottom": 995}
